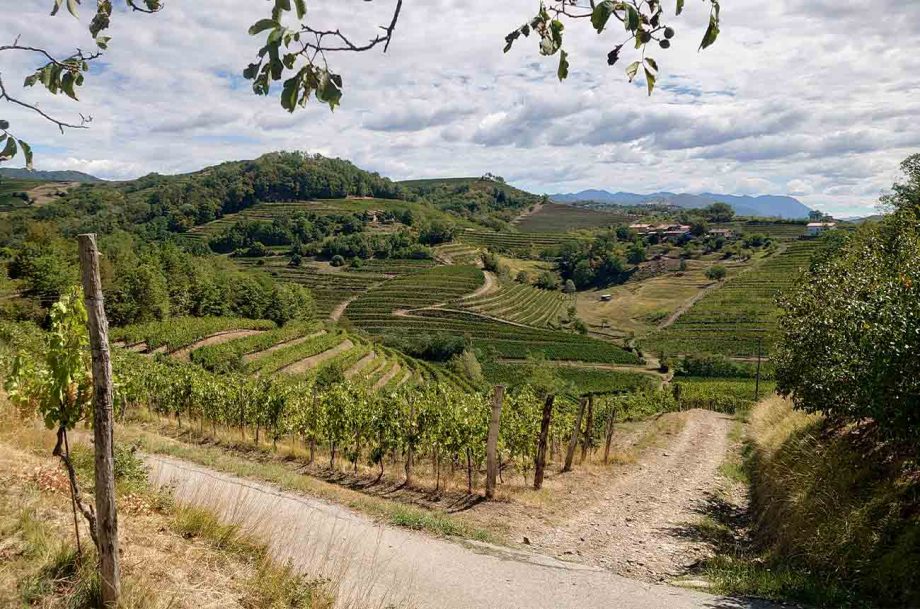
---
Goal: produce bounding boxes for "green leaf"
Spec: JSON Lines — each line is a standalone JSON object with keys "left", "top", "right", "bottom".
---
{"left": 293, "top": 0, "right": 306, "bottom": 20}
{"left": 645, "top": 57, "right": 659, "bottom": 72}
{"left": 628, "top": 5, "right": 641, "bottom": 31}
{"left": 51, "top": 0, "right": 64, "bottom": 16}
{"left": 248, "top": 19, "right": 279, "bottom": 36}
{"left": 61, "top": 72, "right": 78, "bottom": 100}
{"left": 676, "top": 0, "right": 685, "bottom": 15}
{"left": 0, "top": 136, "right": 18, "bottom": 160}
{"left": 626, "top": 60, "right": 640, "bottom": 82}
{"left": 66, "top": 0, "right": 79, "bottom": 18}
{"left": 20, "top": 140, "right": 33, "bottom": 170}
{"left": 644, "top": 66, "right": 656, "bottom": 96}
{"left": 700, "top": 14, "right": 720, "bottom": 50}
{"left": 591, "top": 1, "right": 615, "bottom": 32}
{"left": 557, "top": 49, "right": 569, "bottom": 81}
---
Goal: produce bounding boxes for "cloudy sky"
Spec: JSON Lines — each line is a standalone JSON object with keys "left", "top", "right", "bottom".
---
{"left": 2, "top": 0, "right": 919, "bottom": 216}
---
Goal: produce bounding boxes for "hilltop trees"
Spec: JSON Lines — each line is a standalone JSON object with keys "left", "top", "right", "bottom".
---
{"left": 775, "top": 154, "right": 920, "bottom": 443}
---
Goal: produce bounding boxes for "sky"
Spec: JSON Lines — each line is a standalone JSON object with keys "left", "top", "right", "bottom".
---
{"left": 2, "top": 0, "right": 919, "bottom": 217}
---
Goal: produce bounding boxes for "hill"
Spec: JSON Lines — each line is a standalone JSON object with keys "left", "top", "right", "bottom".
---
{"left": 400, "top": 176, "right": 542, "bottom": 228}
{"left": 0, "top": 168, "right": 102, "bottom": 182}
{"left": 551, "top": 190, "right": 813, "bottom": 219}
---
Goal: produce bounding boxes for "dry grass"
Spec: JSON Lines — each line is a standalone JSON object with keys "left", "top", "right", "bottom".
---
{"left": 0, "top": 405, "right": 339, "bottom": 609}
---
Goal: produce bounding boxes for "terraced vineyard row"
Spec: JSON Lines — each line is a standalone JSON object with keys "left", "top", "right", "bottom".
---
{"left": 458, "top": 282, "right": 571, "bottom": 327}
{"left": 484, "top": 362, "right": 656, "bottom": 395}
{"left": 645, "top": 240, "right": 824, "bottom": 356}
{"left": 344, "top": 265, "right": 485, "bottom": 317}
{"left": 235, "top": 258, "right": 390, "bottom": 317}
{"left": 711, "top": 221, "right": 807, "bottom": 240}
{"left": 435, "top": 242, "right": 482, "bottom": 265}
{"left": 457, "top": 228, "right": 584, "bottom": 256}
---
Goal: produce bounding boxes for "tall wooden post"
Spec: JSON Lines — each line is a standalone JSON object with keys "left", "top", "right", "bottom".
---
{"left": 563, "top": 397, "right": 587, "bottom": 473}
{"left": 754, "top": 337, "right": 763, "bottom": 402}
{"left": 77, "top": 234, "right": 121, "bottom": 606}
{"left": 485, "top": 385, "right": 504, "bottom": 499}
{"left": 533, "top": 394, "right": 555, "bottom": 490}
{"left": 580, "top": 394, "right": 594, "bottom": 463}
{"left": 603, "top": 400, "right": 617, "bottom": 464}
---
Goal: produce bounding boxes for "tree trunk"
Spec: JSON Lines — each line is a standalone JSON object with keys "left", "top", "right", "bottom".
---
{"left": 563, "top": 398, "right": 587, "bottom": 473}
{"left": 485, "top": 385, "right": 504, "bottom": 500}
{"left": 580, "top": 395, "right": 594, "bottom": 463}
{"left": 78, "top": 233, "right": 121, "bottom": 607}
{"left": 533, "top": 394, "right": 555, "bottom": 490}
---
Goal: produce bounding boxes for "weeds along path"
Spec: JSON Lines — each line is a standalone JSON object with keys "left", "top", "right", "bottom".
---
{"left": 529, "top": 409, "right": 734, "bottom": 581}
{"left": 146, "top": 450, "right": 774, "bottom": 609}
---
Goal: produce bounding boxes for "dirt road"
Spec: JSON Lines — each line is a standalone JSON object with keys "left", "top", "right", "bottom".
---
{"left": 528, "top": 410, "right": 734, "bottom": 580}
{"left": 146, "top": 440, "right": 774, "bottom": 609}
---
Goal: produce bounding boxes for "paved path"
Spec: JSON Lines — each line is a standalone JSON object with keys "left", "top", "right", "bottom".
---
{"left": 146, "top": 454, "right": 777, "bottom": 609}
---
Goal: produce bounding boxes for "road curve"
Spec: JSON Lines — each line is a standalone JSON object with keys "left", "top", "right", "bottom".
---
{"left": 146, "top": 454, "right": 777, "bottom": 609}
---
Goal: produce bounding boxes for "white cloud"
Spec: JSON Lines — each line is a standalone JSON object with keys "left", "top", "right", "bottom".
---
{"left": 1, "top": 0, "right": 918, "bottom": 215}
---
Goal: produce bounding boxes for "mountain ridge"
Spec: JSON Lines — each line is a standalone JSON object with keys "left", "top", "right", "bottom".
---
{"left": 0, "top": 168, "right": 103, "bottom": 182}
{"left": 550, "top": 189, "right": 813, "bottom": 219}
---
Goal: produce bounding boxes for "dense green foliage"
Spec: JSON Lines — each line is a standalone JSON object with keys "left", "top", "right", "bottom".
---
{"left": 775, "top": 155, "right": 920, "bottom": 442}
{"left": 400, "top": 178, "right": 541, "bottom": 229}
{"left": 111, "top": 317, "right": 276, "bottom": 353}
{"left": 4, "top": 230, "right": 314, "bottom": 327}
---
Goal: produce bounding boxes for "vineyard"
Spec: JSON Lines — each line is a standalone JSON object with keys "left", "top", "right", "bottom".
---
{"left": 0, "top": 338, "right": 674, "bottom": 494}
{"left": 484, "top": 362, "right": 657, "bottom": 396}
{"left": 234, "top": 257, "right": 392, "bottom": 317}
{"left": 457, "top": 228, "right": 583, "bottom": 257}
{"left": 671, "top": 376, "right": 777, "bottom": 413}
{"left": 434, "top": 242, "right": 483, "bottom": 265}
{"left": 514, "top": 203, "right": 629, "bottom": 233}
{"left": 111, "top": 317, "right": 276, "bottom": 353}
{"left": 644, "top": 240, "right": 824, "bottom": 356}
{"left": 457, "top": 281, "right": 572, "bottom": 328}
{"left": 711, "top": 221, "right": 807, "bottom": 240}
{"left": 344, "top": 266, "right": 640, "bottom": 364}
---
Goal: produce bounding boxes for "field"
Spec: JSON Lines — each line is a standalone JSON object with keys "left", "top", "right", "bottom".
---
{"left": 575, "top": 261, "right": 731, "bottom": 339}
{"left": 111, "top": 317, "right": 276, "bottom": 352}
{"left": 457, "top": 228, "right": 584, "bottom": 257}
{"left": 514, "top": 203, "right": 629, "bottom": 233}
{"left": 644, "top": 240, "right": 823, "bottom": 357}
{"left": 0, "top": 178, "right": 46, "bottom": 210}
{"left": 457, "top": 281, "right": 572, "bottom": 327}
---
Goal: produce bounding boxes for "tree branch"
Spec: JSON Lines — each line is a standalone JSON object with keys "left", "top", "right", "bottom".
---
{"left": 0, "top": 74, "right": 90, "bottom": 134}
{"left": 53, "top": 426, "right": 100, "bottom": 551}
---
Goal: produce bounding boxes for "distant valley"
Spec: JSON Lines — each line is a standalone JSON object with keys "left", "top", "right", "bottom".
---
{"left": 550, "top": 189, "right": 814, "bottom": 219}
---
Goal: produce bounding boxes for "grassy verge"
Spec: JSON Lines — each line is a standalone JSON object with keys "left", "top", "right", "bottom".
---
{"left": 120, "top": 422, "right": 496, "bottom": 543}
{"left": 0, "top": 409, "right": 336, "bottom": 609}
{"left": 693, "top": 396, "right": 919, "bottom": 607}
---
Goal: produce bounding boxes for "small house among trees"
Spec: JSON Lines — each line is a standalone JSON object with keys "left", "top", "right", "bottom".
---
{"left": 806, "top": 222, "right": 836, "bottom": 237}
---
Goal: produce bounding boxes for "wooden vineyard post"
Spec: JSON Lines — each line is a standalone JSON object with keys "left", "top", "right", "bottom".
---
{"left": 533, "top": 394, "right": 555, "bottom": 490}
{"left": 603, "top": 400, "right": 616, "bottom": 464}
{"left": 563, "top": 397, "right": 587, "bottom": 473}
{"left": 755, "top": 337, "right": 763, "bottom": 402}
{"left": 580, "top": 394, "right": 594, "bottom": 463}
{"left": 485, "top": 385, "right": 504, "bottom": 499}
{"left": 77, "top": 234, "right": 121, "bottom": 607}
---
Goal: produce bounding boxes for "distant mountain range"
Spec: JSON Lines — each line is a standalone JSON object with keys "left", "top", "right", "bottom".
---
{"left": 0, "top": 168, "right": 103, "bottom": 182}
{"left": 550, "top": 190, "right": 813, "bottom": 219}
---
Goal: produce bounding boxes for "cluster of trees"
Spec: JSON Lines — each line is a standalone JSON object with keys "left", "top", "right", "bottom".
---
{"left": 402, "top": 179, "right": 542, "bottom": 229}
{"left": 2, "top": 228, "right": 313, "bottom": 327}
{"left": 554, "top": 232, "right": 641, "bottom": 289}
{"left": 776, "top": 154, "right": 920, "bottom": 444}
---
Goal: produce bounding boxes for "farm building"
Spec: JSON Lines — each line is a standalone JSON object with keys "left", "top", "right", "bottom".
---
{"left": 629, "top": 223, "right": 653, "bottom": 234}
{"left": 806, "top": 222, "right": 836, "bottom": 236}
{"left": 708, "top": 228, "right": 734, "bottom": 238}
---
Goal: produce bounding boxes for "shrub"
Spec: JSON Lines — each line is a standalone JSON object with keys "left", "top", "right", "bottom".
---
{"left": 330, "top": 254, "right": 346, "bottom": 267}
{"left": 705, "top": 265, "right": 727, "bottom": 281}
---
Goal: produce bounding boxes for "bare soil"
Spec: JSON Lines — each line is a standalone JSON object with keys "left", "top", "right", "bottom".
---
{"left": 171, "top": 330, "right": 265, "bottom": 361}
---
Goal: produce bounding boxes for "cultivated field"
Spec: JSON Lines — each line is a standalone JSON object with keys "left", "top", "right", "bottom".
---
{"left": 514, "top": 202, "right": 630, "bottom": 233}
{"left": 644, "top": 240, "right": 823, "bottom": 357}
{"left": 458, "top": 281, "right": 572, "bottom": 328}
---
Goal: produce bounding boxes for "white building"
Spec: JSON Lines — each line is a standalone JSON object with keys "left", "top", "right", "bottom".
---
{"left": 806, "top": 222, "right": 836, "bottom": 237}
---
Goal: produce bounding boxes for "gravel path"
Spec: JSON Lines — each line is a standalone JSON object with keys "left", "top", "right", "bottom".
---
{"left": 530, "top": 409, "right": 734, "bottom": 581}
{"left": 146, "top": 449, "right": 776, "bottom": 609}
